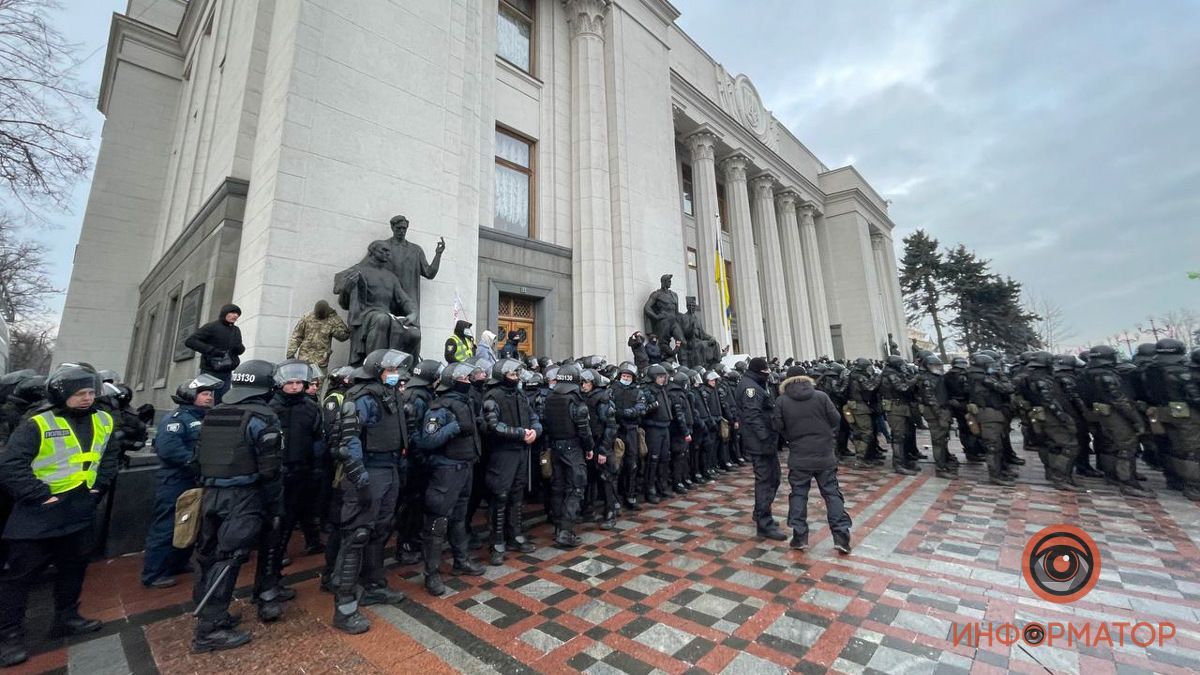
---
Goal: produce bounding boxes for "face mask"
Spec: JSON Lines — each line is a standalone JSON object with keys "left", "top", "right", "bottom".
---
{"left": 384, "top": 373, "right": 401, "bottom": 387}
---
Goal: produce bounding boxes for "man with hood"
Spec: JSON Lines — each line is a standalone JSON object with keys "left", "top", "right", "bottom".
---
{"left": 0, "top": 366, "right": 120, "bottom": 667}
{"left": 141, "top": 374, "right": 223, "bottom": 589}
{"left": 738, "top": 357, "right": 786, "bottom": 541}
{"left": 287, "top": 300, "right": 351, "bottom": 368}
{"left": 772, "top": 368, "right": 851, "bottom": 554}
{"left": 185, "top": 304, "right": 246, "bottom": 402}
{"left": 445, "top": 320, "right": 476, "bottom": 364}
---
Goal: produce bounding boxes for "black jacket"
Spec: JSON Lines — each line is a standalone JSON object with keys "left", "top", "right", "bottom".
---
{"left": 0, "top": 406, "right": 121, "bottom": 539}
{"left": 185, "top": 303, "right": 245, "bottom": 374}
{"left": 772, "top": 376, "right": 840, "bottom": 471}
{"left": 736, "top": 373, "right": 777, "bottom": 454}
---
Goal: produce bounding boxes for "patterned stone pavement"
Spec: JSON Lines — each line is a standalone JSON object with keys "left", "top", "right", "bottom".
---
{"left": 11, "top": 431, "right": 1200, "bottom": 674}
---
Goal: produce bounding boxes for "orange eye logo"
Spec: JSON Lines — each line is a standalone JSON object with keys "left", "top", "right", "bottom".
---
{"left": 1022, "top": 525, "right": 1101, "bottom": 604}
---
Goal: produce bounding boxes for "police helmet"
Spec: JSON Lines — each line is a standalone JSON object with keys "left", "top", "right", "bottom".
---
{"left": 537, "top": 357, "right": 554, "bottom": 372}
{"left": 554, "top": 364, "right": 582, "bottom": 394}
{"left": 669, "top": 371, "right": 690, "bottom": 388}
{"left": 115, "top": 383, "right": 134, "bottom": 406}
{"left": 12, "top": 375, "right": 47, "bottom": 405}
{"left": 646, "top": 364, "right": 668, "bottom": 379}
{"left": 969, "top": 354, "right": 995, "bottom": 371}
{"left": 580, "top": 355, "right": 607, "bottom": 370}
{"left": 1087, "top": 345, "right": 1118, "bottom": 365}
{"left": 45, "top": 365, "right": 102, "bottom": 407}
{"left": 1052, "top": 354, "right": 1077, "bottom": 372}
{"left": 544, "top": 365, "right": 560, "bottom": 383}
{"left": 524, "top": 371, "right": 545, "bottom": 388}
{"left": 274, "top": 359, "right": 312, "bottom": 387}
{"left": 579, "top": 369, "right": 598, "bottom": 387}
{"left": 885, "top": 355, "right": 906, "bottom": 370}
{"left": 222, "top": 359, "right": 276, "bottom": 403}
{"left": 922, "top": 354, "right": 944, "bottom": 373}
{"left": 329, "top": 366, "right": 356, "bottom": 386}
{"left": 97, "top": 369, "right": 121, "bottom": 384}
{"left": 1155, "top": 338, "right": 1186, "bottom": 356}
{"left": 827, "top": 362, "right": 847, "bottom": 374}
{"left": 437, "top": 362, "right": 474, "bottom": 393}
{"left": 172, "top": 373, "right": 224, "bottom": 405}
{"left": 0, "top": 369, "right": 37, "bottom": 403}
{"left": 950, "top": 356, "right": 968, "bottom": 369}
{"left": 704, "top": 370, "right": 720, "bottom": 383}
{"left": 1027, "top": 352, "right": 1053, "bottom": 369}
{"left": 617, "top": 362, "right": 638, "bottom": 381}
{"left": 492, "top": 358, "right": 524, "bottom": 383}
{"left": 407, "top": 360, "right": 443, "bottom": 387}
{"left": 360, "top": 349, "right": 413, "bottom": 380}
{"left": 1133, "top": 343, "right": 1157, "bottom": 363}
{"left": 852, "top": 357, "right": 873, "bottom": 372}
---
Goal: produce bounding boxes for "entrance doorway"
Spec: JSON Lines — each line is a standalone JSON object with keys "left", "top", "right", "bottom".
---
{"left": 497, "top": 293, "right": 536, "bottom": 356}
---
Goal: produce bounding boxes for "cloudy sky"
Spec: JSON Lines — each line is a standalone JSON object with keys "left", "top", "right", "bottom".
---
{"left": 38, "top": 0, "right": 1200, "bottom": 347}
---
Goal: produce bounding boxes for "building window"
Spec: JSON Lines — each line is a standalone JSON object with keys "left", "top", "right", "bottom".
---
{"left": 497, "top": 0, "right": 533, "bottom": 74}
{"left": 717, "top": 183, "right": 729, "bottom": 233}
{"left": 156, "top": 288, "right": 181, "bottom": 385}
{"left": 680, "top": 164, "right": 694, "bottom": 216}
{"left": 494, "top": 127, "right": 534, "bottom": 237}
{"left": 137, "top": 308, "right": 159, "bottom": 390}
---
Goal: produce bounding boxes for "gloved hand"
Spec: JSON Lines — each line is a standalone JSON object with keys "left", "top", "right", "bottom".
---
{"left": 344, "top": 459, "right": 369, "bottom": 488}
{"left": 648, "top": 400, "right": 660, "bottom": 411}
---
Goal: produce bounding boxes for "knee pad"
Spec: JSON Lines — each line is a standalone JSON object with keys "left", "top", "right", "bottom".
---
{"left": 229, "top": 548, "right": 253, "bottom": 565}
{"left": 348, "top": 527, "right": 371, "bottom": 546}
{"left": 493, "top": 491, "right": 510, "bottom": 507}
{"left": 426, "top": 516, "right": 448, "bottom": 537}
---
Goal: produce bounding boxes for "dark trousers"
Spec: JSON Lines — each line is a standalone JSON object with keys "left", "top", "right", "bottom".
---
{"left": 423, "top": 459, "right": 474, "bottom": 571}
{"left": 340, "top": 465, "right": 399, "bottom": 587}
{"left": 280, "top": 469, "right": 322, "bottom": 553}
{"left": 141, "top": 476, "right": 197, "bottom": 585}
{"left": 396, "top": 457, "right": 427, "bottom": 554}
{"left": 616, "top": 426, "right": 640, "bottom": 502}
{"left": 786, "top": 466, "right": 851, "bottom": 537}
{"left": 0, "top": 528, "right": 94, "bottom": 633}
{"left": 465, "top": 448, "right": 491, "bottom": 538}
{"left": 486, "top": 448, "right": 530, "bottom": 543}
{"left": 642, "top": 426, "right": 669, "bottom": 496}
{"left": 670, "top": 434, "right": 689, "bottom": 487}
{"left": 750, "top": 452, "right": 782, "bottom": 532}
{"left": 193, "top": 486, "right": 263, "bottom": 628}
{"left": 549, "top": 441, "right": 586, "bottom": 531}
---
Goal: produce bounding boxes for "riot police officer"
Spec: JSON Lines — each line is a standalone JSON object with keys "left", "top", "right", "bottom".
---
{"left": 879, "top": 355, "right": 917, "bottom": 475}
{"left": 966, "top": 354, "right": 1017, "bottom": 486}
{"left": 270, "top": 360, "right": 326, "bottom": 560}
{"left": 414, "top": 363, "right": 486, "bottom": 596}
{"left": 580, "top": 369, "right": 618, "bottom": 528}
{"left": 329, "top": 349, "right": 411, "bottom": 633}
{"left": 912, "top": 355, "right": 957, "bottom": 479}
{"left": 666, "top": 370, "right": 695, "bottom": 495}
{"left": 1022, "top": 353, "right": 1081, "bottom": 491}
{"left": 944, "top": 357, "right": 982, "bottom": 462}
{"left": 395, "top": 359, "right": 441, "bottom": 565}
{"left": 191, "top": 360, "right": 285, "bottom": 652}
{"left": 738, "top": 357, "right": 785, "bottom": 541}
{"left": 1146, "top": 339, "right": 1200, "bottom": 500}
{"left": 0, "top": 366, "right": 118, "bottom": 667}
{"left": 540, "top": 364, "right": 594, "bottom": 548}
{"left": 142, "top": 374, "right": 222, "bottom": 588}
{"left": 1078, "top": 346, "right": 1151, "bottom": 498}
{"left": 641, "top": 364, "right": 671, "bottom": 504}
{"left": 610, "top": 362, "right": 648, "bottom": 510}
{"left": 845, "top": 358, "right": 883, "bottom": 468}
{"left": 482, "top": 359, "right": 542, "bottom": 565}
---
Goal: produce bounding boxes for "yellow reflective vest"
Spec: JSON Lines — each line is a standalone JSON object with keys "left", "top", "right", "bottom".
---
{"left": 30, "top": 410, "right": 114, "bottom": 495}
{"left": 448, "top": 334, "right": 474, "bottom": 362}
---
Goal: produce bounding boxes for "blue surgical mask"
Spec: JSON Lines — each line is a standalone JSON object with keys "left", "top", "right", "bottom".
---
{"left": 384, "top": 373, "right": 401, "bottom": 387}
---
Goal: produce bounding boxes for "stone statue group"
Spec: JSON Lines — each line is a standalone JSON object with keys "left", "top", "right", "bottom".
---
{"left": 332, "top": 215, "right": 445, "bottom": 364}
{"left": 643, "top": 274, "right": 723, "bottom": 368}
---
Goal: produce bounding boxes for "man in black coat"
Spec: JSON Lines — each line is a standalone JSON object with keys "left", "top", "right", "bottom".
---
{"left": 737, "top": 357, "right": 786, "bottom": 541}
{"left": 185, "top": 303, "right": 246, "bottom": 402}
{"left": 772, "top": 370, "right": 851, "bottom": 554}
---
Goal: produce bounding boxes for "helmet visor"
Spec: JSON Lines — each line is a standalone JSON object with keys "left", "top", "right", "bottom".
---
{"left": 379, "top": 349, "right": 412, "bottom": 372}
{"left": 275, "top": 362, "right": 311, "bottom": 385}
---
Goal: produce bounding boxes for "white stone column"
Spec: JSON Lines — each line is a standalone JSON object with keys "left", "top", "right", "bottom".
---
{"left": 775, "top": 191, "right": 815, "bottom": 358}
{"left": 685, "top": 131, "right": 725, "bottom": 339}
{"left": 749, "top": 175, "right": 793, "bottom": 359}
{"left": 719, "top": 155, "right": 766, "bottom": 355}
{"left": 565, "top": 0, "right": 616, "bottom": 357}
{"left": 799, "top": 203, "right": 833, "bottom": 356}
{"left": 871, "top": 232, "right": 899, "bottom": 353}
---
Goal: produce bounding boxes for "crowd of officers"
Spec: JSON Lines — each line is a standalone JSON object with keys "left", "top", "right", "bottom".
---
{"left": 0, "top": 334, "right": 1198, "bottom": 663}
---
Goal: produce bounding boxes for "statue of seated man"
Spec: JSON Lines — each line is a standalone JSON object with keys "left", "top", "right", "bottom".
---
{"left": 334, "top": 241, "right": 421, "bottom": 364}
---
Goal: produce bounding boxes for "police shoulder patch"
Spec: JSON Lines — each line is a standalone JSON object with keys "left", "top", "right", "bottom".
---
{"left": 166, "top": 422, "right": 183, "bottom": 432}
{"left": 745, "top": 388, "right": 755, "bottom": 398}
{"left": 425, "top": 416, "right": 441, "bottom": 434}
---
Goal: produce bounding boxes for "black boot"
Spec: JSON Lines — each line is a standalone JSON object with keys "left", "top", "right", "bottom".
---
{"left": 489, "top": 499, "right": 507, "bottom": 567}
{"left": 332, "top": 608, "right": 371, "bottom": 635}
{"left": 0, "top": 630, "right": 27, "bottom": 668}
{"left": 452, "top": 558, "right": 486, "bottom": 576}
{"left": 423, "top": 523, "right": 447, "bottom": 597}
{"left": 49, "top": 609, "right": 102, "bottom": 638}
{"left": 192, "top": 623, "right": 252, "bottom": 653}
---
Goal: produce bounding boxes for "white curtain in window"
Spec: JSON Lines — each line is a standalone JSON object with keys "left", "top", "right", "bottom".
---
{"left": 494, "top": 163, "right": 530, "bottom": 236}
{"left": 497, "top": 4, "right": 531, "bottom": 72}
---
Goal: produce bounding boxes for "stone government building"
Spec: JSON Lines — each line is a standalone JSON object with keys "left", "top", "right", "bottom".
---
{"left": 56, "top": 0, "right": 907, "bottom": 407}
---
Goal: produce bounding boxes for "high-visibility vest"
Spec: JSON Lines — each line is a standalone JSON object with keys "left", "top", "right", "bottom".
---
{"left": 30, "top": 410, "right": 114, "bottom": 495}
{"left": 448, "top": 334, "right": 474, "bottom": 362}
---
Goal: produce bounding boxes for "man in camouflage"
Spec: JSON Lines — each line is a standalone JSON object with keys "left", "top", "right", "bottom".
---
{"left": 287, "top": 300, "right": 351, "bottom": 368}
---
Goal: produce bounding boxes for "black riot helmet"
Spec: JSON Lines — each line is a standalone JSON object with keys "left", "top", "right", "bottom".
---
{"left": 224, "top": 359, "right": 277, "bottom": 403}
{"left": 437, "top": 362, "right": 474, "bottom": 393}
{"left": 852, "top": 357, "right": 873, "bottom": 372}
{"left": 1133, "top": 343, "right": 1157, "bottom": 364}
{"left": 1087, "top": 345, "right": 1118, "bottom": 366}
{"left": 97, "top": 369, "right": 121, "bottom": 384}
{"left": 646, "top": 363, "right": 668, "bottom": 378}
{"left": 523, "top": 371, "right": 545, "bottom": 388}
{"left": 359, "top": 349, "right": 412, "bottom": 380}
{"left": 579, "top": 369, "right": 599, "bottom": 391}
{"left": 544, "top": 365, "right": 560, "bottom": 384}
{"left": 274, "top": 359, "right": 312, "bottom": 387}
{"left": 492, "top": 358, "right": 524, "bottom": 383}
{"left": 1017, "top": 351, "right": 1034, "bottom": 365}
{"left": 12, "top": 375, "right": 47, "bottom": 405}
{"left": 0, "top": 369, "right": 37, "bottom": 403}
{"left": 616, "top": 362, "right": 638, "bottom": 383}
{"left": 669, "top": 371, "right": 690, "bottom": 389}
{"left": 45, "top": 365, "right": 102, "bottom": 407}
{"left": 827, "top": 361, "right": 847, "bottom": 375}
{"left": 704, "top": 370, "right": 720, "bottom": 384}
{"left": 723, "top": 370, "right": 740, "bottom": 383}
{"left": 950, "top": 356, "right": 968, "bottom": 370}
{"left": 172, "top": 373, "right": 224, "bottom": 405}
{"left": 554, "top": 364, "right": 582, "bottom": 394}
{"left": 1027, "top": 352, "right": 1053, "bottom": 369}
{"left": 408, "top": 359, "right": 443, "bottom": 388}
{"left": 734, "top": 360, "right": 748, "bottom": 373}
{"left": 885, "top": 355, "right": 906, "bottom": 370}
{"left": 328, "top": 366, "right": 356, "bottom": 390}
{"left": 580, "top": 355, "right": 607, "bottom": 370}
{"left": 968, "top": 354, "right": 995, "bottom": 372}
{"left": 921, "top": 354, "right": 944, "bottom": 374}
{"left": 1155, "top": 338, "right": 1187, "bottom": 360}
{"left": 1052, "top": 354, "right": 1077, "bottom": 372}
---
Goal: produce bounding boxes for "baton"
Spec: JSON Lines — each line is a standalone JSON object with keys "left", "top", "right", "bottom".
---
{"left": 192, "top": 564, "right": 233, "bottom": 617}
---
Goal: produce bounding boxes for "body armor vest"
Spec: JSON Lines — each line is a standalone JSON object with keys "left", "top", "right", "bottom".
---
{"left": 669, "top": 388, "right": 694, "bottom": 428}
{"left": 196, "top": 403, "right": 275, "bottom": 479}
{"left": 644, "top": 386, "right": 671, "bottom": 424}
{"left": 543, "top": 394, "right": 579, "bottom": 441}
{"left": 274, "top": 396, "right": 320, "bottom": 465}
{"left": 350, "top": 382, "right": 406, "bottom": 454}
{"left": 967, "top": 372, "right": 1005, "bottom": 409}
{"left": 431, "top": 394, "right": 479, "bottom": 461}
{"left": 486, "top": 386, "right": 531, "bottom": 430}
{"left": 611, "top": 384, "right": 641, "bottom": 427}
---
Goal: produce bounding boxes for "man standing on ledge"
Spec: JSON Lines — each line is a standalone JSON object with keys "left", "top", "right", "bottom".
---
{"left": 185, "top": 304, "right": 246, "bottom": 403}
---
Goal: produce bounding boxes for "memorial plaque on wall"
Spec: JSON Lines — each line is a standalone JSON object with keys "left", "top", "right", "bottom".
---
{"left": 173, "top": 284, "right": 205, "bottom": 361}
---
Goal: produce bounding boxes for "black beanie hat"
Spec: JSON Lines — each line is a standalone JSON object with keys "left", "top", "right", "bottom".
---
{"left": 748, "top": 357, "right": 770, "bottom": 374}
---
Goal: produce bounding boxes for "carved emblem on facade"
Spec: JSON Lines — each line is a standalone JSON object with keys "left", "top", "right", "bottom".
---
{"left": 713, "top": 64, "right": 776, "bottom": 147}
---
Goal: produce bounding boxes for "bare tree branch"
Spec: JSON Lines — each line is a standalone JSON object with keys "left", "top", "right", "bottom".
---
{"left": 0, "top": 216, "right": 59, "bottom": 324}
{"left": 1025, "top": 293, "right": 1075, "bottom": 354}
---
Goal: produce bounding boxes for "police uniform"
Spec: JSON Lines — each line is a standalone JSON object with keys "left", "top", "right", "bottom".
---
{"left": 191, "top": 362, "right": 284, "bottom": 650}
{"left": 1022, "top": 357, "right": 1080, "bottom": 489}
{"left": 966, "top": 357, "right": 1017, "bottom": 485}
{"left": 879, "top": 358, "right": 916, "bottom": 474}
{"left": 666, "top": 373, "right": 694, "bottom": 494}
{"left": 1144, "top": 342, "right": 1200, "bottom": 499}
{"left": 610, "top": 370, "right": 648, "bottom": 509}
{"left": 640, "top": 370, "right": 672, "bottom": 503}
{"left": 482, "top": 363, "right": 543, "bottom": 564}
{"left": 141, "top": 403, "right": 206, "bottom": 586}
{"left": 737, "top": 366, "right": 783, "bottom": 537}
{"left": 271, "top": 388, "right": 326, "bottom": 557}
{"left": 395, "top": 362, "right": 439, "bottom": 563}
{"left": 845, "top": 362, "right": 883, "bottom": 466}
{"left": 912, "top": 363, "right": 956, "bottom": 477}
{"left": 540, "top": 367, "right": 594, "bottom": 548}
{"left": 0, "top": 387, "right": 117, "bottom": 664}
{"left": 582, "top": 379, "right": 618, "bottom": 527}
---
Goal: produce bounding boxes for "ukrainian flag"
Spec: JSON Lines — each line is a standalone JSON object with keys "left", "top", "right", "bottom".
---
{"left": 715, "top": 234, "right": 732, "bottom": 328}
